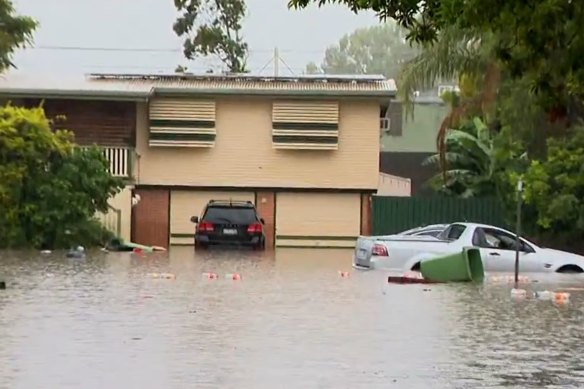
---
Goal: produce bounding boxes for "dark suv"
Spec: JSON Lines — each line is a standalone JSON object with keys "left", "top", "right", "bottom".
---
{"left": 190, "top": 200, "right": 266, "bottom": 250}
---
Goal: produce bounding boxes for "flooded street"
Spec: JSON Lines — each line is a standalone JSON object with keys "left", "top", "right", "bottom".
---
{"left": 2, "top": 247, "right": 584, "bottom": 388}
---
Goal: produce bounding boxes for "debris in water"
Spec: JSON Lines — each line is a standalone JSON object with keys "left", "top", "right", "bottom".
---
{"left": 510, "top": 288, "right": 528, "bottom": 300}
{"left": 226, "top": 273, "right": 242, "bottom": 280}
{"left": 66, "top": 246, "right": 86, "bottom": 259}
{"left": 147, "top": 273, "right": 176, "bottom": 280}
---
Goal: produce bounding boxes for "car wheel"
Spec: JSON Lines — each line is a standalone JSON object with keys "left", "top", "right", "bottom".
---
{"left": 253, "top": 239, "right": 266, "bottom": 251}
{"left": 194, "top": 241, "right": 208, "bottom": 250}
{"left": 556, "top": 265, "right": 584, "bottom": 273}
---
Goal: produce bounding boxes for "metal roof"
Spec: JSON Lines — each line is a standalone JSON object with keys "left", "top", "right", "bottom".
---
{"left": 0, "top": 72, "right": 396, "bottom": 100}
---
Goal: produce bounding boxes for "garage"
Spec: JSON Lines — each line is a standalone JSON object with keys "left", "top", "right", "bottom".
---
{"left": 275, "top": 192, "right": 361, "bottom": 248}
{"left": 169, "top": 190, "right": 255, "bottom": 245}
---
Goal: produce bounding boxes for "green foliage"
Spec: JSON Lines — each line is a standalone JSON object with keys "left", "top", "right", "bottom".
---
{"left": 304, "top": 62, "right": 320, "bottom": 74}
{"left": 288, "top": 0, "right": 440, "bottom": 43}
{"left": 423, "top": 117, "right": 496, "bottom": 197}
{"left": 173, "top": 0, "right": 248, "bottom": 73}
{"left": 424, "top": 116, "right": 527, "bottom": 199}
{"left": 307, "top": 22, "right": 419, "bottom": 80}
{"left": 521, "top": 128, "right": 584, "bottom": 242}
{"left": 0, "top": 0, "right": 37, "bottom": 71}
{"left": 288, "top": 0, "right": 584, "bottom": 121}
{"left": 0, "top": 105, "right": 124, "bottom": 249}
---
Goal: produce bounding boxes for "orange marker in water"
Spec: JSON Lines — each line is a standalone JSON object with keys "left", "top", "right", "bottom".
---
{"left": 226, "top": 273, "right": 241, "bottom": 280}
{"left": 553, "top": 292, "right": 570, "bottom": 305}
{"left": 338, "top": 271, "right": 350, "bottom": 278}
{"left": 202, "top": 272, "right": 218, "bottom": 280}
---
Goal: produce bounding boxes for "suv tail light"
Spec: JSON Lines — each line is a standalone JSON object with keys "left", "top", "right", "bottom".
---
{"left": 247, "top": 223, "right": 263, "bottom": 233}
{"left": 197, "top": 222, "right": 214, "bottom": 232}
{"left": 372, "top": 243, "right": 388, "bottom": 256}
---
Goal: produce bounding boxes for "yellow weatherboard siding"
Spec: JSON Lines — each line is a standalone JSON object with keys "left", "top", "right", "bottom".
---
{"left": 272, "top": 101, "right": 339, "bottom": 150}
{"left": 148, "top": 98, "right": 216, "bottom": 148}
{"left": 135, "top": 98, "right": 379, "bottom": 189}
{"left": 275, "top": 193, "right": 360, "bottom": 248}
{"left": 169, "top": 190, "right": 254, "bottom": 245}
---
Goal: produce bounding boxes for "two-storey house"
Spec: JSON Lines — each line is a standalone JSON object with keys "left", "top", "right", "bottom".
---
{"left": 0, "top": 72, "right": 396, "bottom": 249}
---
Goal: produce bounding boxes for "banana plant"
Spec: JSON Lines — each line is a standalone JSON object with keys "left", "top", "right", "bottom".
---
{"left": 423, "top": 117, "right": 498, "bottom": 197}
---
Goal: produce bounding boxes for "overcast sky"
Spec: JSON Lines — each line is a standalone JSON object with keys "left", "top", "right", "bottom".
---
{"left": 12, "top": 0, "right": 379, "bottom": 76}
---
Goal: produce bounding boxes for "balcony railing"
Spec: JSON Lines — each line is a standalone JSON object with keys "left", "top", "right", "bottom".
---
{"left": 102, "top": 146, "right": 132, "bottom": 178}
{"left": 80, "top": 146, "right": 133, "bottom": 178}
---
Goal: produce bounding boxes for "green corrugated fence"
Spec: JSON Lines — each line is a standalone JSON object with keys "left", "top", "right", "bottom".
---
{"left": 372, "top": 196, "right": 507, "bottom": 235}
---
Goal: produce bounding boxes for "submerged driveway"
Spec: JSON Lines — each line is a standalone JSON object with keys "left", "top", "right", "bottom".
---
{"left": 1, "top": 247, "right": 584, "bottom": 388}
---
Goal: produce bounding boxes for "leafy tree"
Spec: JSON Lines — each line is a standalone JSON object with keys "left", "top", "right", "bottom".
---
{"left": 173, "top": 0, "right": 248, "bottom": 73}
{"left": 521, "top": 128, "right": 584, "bottom": 245}
{"left": 0, "top": 0, "right": 37, "bottom": 71}
{"left": 307, "top": 22, "right": 419, "bottom": 79}
{"left": 288, "top": 0, "right": 584, "bottom": 123}
{"left": 304, "top": 61, "right": 320, "bottom": 75}
{"left": 0, "top": 105, "right": 125, "bottom": 249}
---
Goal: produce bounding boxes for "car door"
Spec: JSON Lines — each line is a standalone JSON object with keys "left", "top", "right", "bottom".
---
{"left": 472, "top": 227, "right": 539, "bottom": 272}
{"left": 471, "top": 227, "right": 517, "bottom": 272}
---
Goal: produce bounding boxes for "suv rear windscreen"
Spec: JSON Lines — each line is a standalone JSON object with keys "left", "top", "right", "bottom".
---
{"left": 203, "top": 206, "right": 257, "bottom": 224}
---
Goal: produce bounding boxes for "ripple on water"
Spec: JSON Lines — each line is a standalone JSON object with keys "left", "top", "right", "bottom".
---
{"left": 1, "top": 247, "right": 584, "bottom": 388}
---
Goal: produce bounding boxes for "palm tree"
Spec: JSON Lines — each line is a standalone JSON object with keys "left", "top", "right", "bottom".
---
{"left": 397, "top": 26, "right": 500, "bottom": 178}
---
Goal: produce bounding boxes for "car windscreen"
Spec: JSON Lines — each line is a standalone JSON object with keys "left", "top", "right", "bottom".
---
{"left": 203, "top": 206, "right": 257, "bottom": 224}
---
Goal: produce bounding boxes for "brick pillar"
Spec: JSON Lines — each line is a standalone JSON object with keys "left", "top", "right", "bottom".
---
{"left": 256, "top": 191, "right": 276, "bottom": 249}
{"left": 360, "top": 193, "right": 372, "bottom": 236}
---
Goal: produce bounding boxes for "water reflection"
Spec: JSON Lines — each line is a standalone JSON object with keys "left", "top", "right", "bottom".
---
{"left": 0, "top": 248, "right": 583, "bottom": 388}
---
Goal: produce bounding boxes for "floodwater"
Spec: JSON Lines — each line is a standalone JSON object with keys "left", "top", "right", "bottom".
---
{"left": 1, "top": 247, "right": 584, "bottom": 388}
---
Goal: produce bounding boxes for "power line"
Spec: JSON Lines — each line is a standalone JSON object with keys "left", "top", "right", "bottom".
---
{"left": 30, "top": 45, "right": 324, "bottom": 54}
{"left": 59, "top": 62, "right": 309, "bottom": 74}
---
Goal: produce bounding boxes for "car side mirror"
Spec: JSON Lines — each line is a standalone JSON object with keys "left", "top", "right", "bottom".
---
{"left": 260, "top": 218, "right": 265, "bottom": 224}
{"left": 190, "top": 216, "right": 199, "bottom": 224}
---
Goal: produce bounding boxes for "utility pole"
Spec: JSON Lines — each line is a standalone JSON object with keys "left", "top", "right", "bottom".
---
{"left": 274, "top": 47, "right": 279, "bottom": 77}
{"left": 514, "top": 178, "right": 524, "bottom": 288}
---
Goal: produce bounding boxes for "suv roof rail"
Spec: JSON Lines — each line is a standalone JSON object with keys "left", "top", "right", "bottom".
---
{"left": 208, "top": 199, "right": 254, "bottom": 206}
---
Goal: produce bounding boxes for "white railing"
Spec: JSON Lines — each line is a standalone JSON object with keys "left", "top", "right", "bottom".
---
{"left": 102, "top": 146, "right": 132, "bottom": 178}
{"left": 80, "top": 146, "right": 132, "bottom": 178}
{"left": 96, "top": 205, "right": 122, "bottom": 237}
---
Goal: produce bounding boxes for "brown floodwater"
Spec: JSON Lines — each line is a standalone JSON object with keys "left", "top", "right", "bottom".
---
{"left": 1, "top": 246, "right": 584, "bottom": 388}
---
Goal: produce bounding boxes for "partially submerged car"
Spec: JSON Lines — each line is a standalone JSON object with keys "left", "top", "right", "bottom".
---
{"left": 191, "top": 200, "right": 266, "bottom": 250}
{"left": 353, "top": 222, "right": 584, "bottom": 274}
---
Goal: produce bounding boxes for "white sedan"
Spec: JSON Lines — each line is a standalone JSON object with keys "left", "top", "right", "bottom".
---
{"left": 353, "top": 222, "right": 584, "bottom": 274}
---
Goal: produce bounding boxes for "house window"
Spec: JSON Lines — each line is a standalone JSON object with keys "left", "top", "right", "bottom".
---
{"left": 148, "top": 98, "right": 216, "bottom": 148}
{"left": 272, "top": 101, "right": 339, "bottom": 150}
